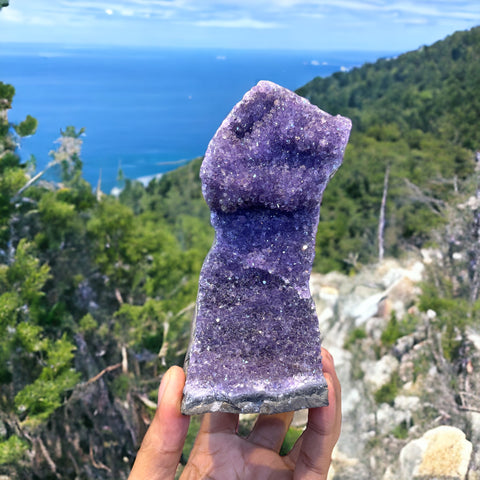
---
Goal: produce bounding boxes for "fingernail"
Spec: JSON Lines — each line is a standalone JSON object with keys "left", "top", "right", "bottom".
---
{"left": 158, "top": 368, "right": 172, "bottom": 406}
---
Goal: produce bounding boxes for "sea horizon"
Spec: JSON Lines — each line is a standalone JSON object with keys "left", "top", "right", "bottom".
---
{"left": 1, "top": 43, "right": 397, "bottom": 192}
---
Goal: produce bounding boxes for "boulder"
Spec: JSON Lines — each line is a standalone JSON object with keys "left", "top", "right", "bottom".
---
{"left": 399, "top": 426, "right": 472, "bottom": 479}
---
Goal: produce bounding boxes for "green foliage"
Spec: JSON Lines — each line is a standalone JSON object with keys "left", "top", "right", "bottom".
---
{"left": 418, "top": 280, "right": 475, "bottom": 361}
{"left": 120, "top": 157, "right": 211, "bottom": 230}
{"left": 87, "top": 197, "right": 136, "bottom": 277}
{"left": 111, "top": 374, "right": 131, "bottom": 400}
{"left": 14, "top": 115, "right": 38, "bottom": 137}
{"left": 61, "top": 126, "right": 85, "bottom": 138}
{"left": 114, "top": 300, "right": 166, "bottom": 350}
{"left": 0, "top": 240, "right": 52, "bottom": 387}
{"left": 412, "top": 350, "right": 431, "bottom": 382}
{"left": 374, "top": 372, "right": 400, "bottom": 405}
{"left": 6, "top": 239, "right": 51, "bottom": 306}
{"left": 391, "top": 421, "right": 410, "bottom": 439}
{"left": 0, "top": 82, "right": 14, "bottom": 106}
{"left": 78, "top": 313, "right": 97, "bottom": 333}
{"left": 380, "top": 312, "right": 418, "bottom": 348}
{"left": 0, "top": 163, "right": 27, "bottom": 248}
{"left": 14, "top": 335, "right": 80, "bottom": 422}
{"left": 0, "top": 436, "right": 28, "bottom": 465}
{"left": 344, "top": 326, "right": 367, "bottom": 349}
{"left": 15, "top": 322, "right": 47, "bottom": 352}
{"left": 0, "top": 291, "right": 20, "bottom": 333}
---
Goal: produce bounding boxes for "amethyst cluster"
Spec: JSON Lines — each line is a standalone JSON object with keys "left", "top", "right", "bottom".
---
{"left": 181, "top": 81, "right": 351, "bottom": 414}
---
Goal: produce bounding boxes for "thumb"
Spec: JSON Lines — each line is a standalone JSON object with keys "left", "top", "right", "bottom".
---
{"left": 129, "top": 366, "right": 190, "bottom": 480}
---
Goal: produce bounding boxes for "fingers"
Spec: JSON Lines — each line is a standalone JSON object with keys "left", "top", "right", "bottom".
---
{"left": 247, "top": 411, "right": 294, "bottom": 452}
{"left": 289, "top": 349, "right": 342, "bottom": 480}
{"left": 199, "top": 411, "right": 239, "bottom": 435}
{"left": 321, "top": 347, "right": 337, "bottom": 379}
{"left": 129, "top": 366, "right": 190, "bottom": 480}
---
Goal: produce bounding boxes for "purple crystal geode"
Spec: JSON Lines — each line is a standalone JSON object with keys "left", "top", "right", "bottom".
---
{"left": 181, "top": 80, "right": 351, "bottom": 415}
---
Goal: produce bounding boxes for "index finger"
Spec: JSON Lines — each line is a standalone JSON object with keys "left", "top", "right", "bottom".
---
{"left": 129, "top": 367, "right": 190, "bottom": 480}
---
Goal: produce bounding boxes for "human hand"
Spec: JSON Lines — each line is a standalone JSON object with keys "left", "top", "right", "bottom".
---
{"left": 129, "top": 348, "right": 341, "bottom": 480}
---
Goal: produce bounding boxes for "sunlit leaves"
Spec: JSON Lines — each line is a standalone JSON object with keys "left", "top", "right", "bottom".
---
{"left": 14, "top": 115, "right": 38, "bottom": 137}
{"left": 0, "top": 436, "right": 28, "bottom": 466}
{"left": 14, "top": 335, "right": 80, "bottom": 422}
{"left": 6, "top": 239, "right": 51, "bottom": 306}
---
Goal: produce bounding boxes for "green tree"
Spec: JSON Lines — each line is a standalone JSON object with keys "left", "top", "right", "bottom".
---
{"left": 14, "top": 115, "right": 37, "bottom": 137}
{"left": 0, "top": 240, "right": 79, "bottom": 433}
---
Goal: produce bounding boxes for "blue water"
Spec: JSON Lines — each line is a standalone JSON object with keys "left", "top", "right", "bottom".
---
{"left": 0, "top": 44, "right": 394, "bottom": 192}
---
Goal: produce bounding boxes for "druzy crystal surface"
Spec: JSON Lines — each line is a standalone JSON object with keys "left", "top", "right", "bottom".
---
{"left": 181, "top": 81, "right": 351, "bottom": 415}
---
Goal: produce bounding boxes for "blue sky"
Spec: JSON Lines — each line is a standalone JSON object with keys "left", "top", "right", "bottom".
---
{"left": 0, "top": 1, "right": 479, "bottom": 51}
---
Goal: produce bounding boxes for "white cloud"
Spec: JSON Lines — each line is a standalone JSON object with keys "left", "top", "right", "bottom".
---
{"left": 0, "top": 7, "right": 25, "bottom": 22}
{"left": 277, "top": 0, "right": 480, "bottom": 21}
{"left": 119, "top": 8, "right": 135, "bottom": 16}
{"left": 318, "top": 0, "right": 381, "bottom": 11}
{"left": 446, "top": 9, "right": 480, "bottom": 20}
{"left": 291, "top": 0, "right": 480, "bottom": 24}
{"left": 394, "top": 16, "right": 430, "bottom": 24}
{"left": 5, "top": 0, "right": 480, "bottom": 26}
{"left": 385, "top": 1, "right": 480, "bottom": 21}
{"left": 1, "top": 0, "right": 479, "bottom": 49}
{"left": 0, "top": 6, "right": 56, "bottom": 25}
{"left": 130, "top": 0, "right": 187, "bottom": 6}
{"left": 194, "top": 17, "right": 281, "bottom": 29}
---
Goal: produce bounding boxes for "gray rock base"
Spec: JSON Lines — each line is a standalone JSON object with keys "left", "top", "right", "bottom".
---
{"left": 181, "top": 384, "right": 329, "bottom": 415}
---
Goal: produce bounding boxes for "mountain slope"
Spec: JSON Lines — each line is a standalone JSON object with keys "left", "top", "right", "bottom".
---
{"left": 297, "top": 26, "right": 480, "bottom": 272}
{"left": 298, "top": 26, "right": 480, "bottom": 150}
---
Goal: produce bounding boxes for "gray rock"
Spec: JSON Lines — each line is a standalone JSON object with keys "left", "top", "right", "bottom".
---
{"left": 393, "top": 334, "right": 416, "bottom": 358}
{"left": 363, "top": 354, "right": 399, "bottom": 391}
{"left": 399, "top": 436, "right": 426, "bottom": 480}
{"left": 394, "top": 395, "right": 421, "bottom": 412}
{"left": 376, "top": 403, "right": 411, "bottom": 436}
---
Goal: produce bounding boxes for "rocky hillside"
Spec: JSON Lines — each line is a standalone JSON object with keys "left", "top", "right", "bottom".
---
{"left": 308, "top": 254, "right": 480, "bottom": 479}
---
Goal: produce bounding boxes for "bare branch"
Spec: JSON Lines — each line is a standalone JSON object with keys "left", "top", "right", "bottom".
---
{"left": 458, "top": 391, "right": 480, "bottom": 413}
{"left": 85, "top": 363, "right": 122, "bottom": 385}
{"left": 121, "top": 345, "right": 128, "bottom": 374}
{"left": 403, "top": 178, "right": 445, "bottom": 213}
{"left": 115, "top": 288, "right": 124, "bottom": 305}
{"left": 136, "top": 393, "right": 157, "bottom": 410}
{"left": 37, "top": 437, "right": 59, "bottom": 477}
{"left": 158, "top": 321, "right": 170, "bottom": 367}
{"left": 89, "top": 445, "right": 111, "bottom": 473}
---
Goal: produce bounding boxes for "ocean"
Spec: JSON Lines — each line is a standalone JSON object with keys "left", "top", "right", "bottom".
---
{"left": 0, "top": 44, "right": 394, "bottom": 192}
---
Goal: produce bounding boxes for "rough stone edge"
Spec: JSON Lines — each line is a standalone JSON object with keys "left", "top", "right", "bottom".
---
{"left": 181, "top": 384, "right": 328, "bottom": 415}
